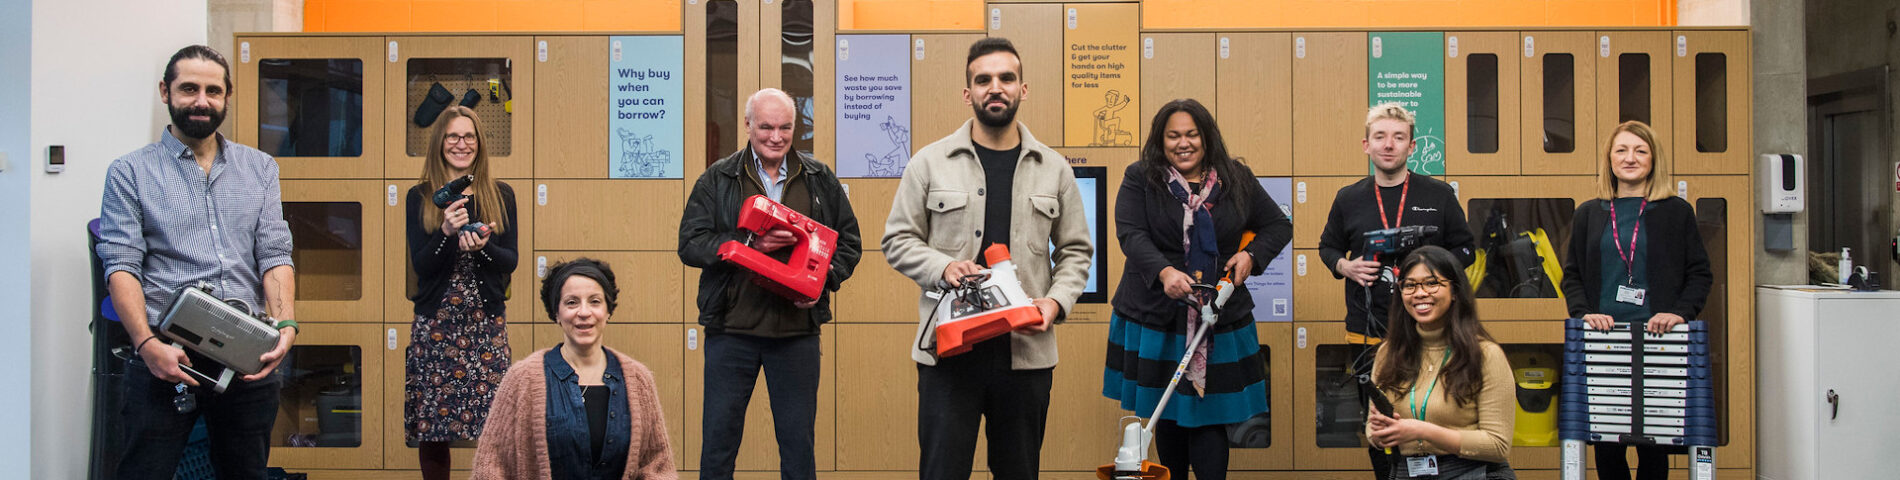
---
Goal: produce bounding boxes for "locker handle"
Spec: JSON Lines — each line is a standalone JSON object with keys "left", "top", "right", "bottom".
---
{"left": 1827, "top": 389, "right": 1839, "bottom": 420}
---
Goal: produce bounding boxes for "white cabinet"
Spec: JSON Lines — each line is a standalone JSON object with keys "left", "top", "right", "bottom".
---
{"left": 1757, "top": 287, "right": 1900, "bottom": 480}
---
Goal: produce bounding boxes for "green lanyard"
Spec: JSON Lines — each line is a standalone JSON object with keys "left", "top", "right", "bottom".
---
{"left": 1409, "top": 349, "right": 1452, "bottom": 420}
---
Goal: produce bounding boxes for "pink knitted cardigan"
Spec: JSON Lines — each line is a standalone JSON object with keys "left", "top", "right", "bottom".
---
{"left": 472, "top": 347, "right": 678, "bottom": 480}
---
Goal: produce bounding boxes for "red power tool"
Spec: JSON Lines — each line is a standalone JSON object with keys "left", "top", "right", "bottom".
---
{"left": 927, "top": 244, "right": 1045, "bottom": 358}
{"left": 716, "top": 195, "right": 838, "bottom": 302}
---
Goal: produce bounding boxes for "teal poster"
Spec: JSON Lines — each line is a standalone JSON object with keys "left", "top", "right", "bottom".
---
{"left": 608, "top": 36, "right": 684, "bottom": 179}
{"left": 1368, "top": 32, "right": 1445, "bottom": 176}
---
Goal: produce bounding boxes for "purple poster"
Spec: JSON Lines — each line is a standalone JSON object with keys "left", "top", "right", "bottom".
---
{"left": 835, "top": 35, "right": 912, "bottom": 178}
{"left": 1246, "top": 177, "right": 1294, "bottom": 322}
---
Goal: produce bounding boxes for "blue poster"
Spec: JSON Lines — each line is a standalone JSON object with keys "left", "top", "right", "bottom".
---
{"left": 608, "top": 36, "right": 684, "bottom": 179}
{"left": 835, "top": 35, "right": 912, "bottom": 178}
{"left": 1246, "top": 177, "right": 1294, "bottom": 322}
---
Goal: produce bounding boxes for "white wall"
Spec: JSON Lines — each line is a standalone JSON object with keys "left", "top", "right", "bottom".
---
{"left": 1679, "top": 0, "right": 1751, "bottom": 26}
{"left": 28, "top": 2, "right": 208, "bottom": 478}
{"left": 0, "top": 0, "right": 33, "bottom": 474}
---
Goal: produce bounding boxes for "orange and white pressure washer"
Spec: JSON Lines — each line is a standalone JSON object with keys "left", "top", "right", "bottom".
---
{"left": 921, "top": 244, "right": 1045, "bottom": 358}
{"left": 716, "top": 194, "right": 839, "bottom": 303}
{"left": 1097, "top": 233, "right": 1254, "bottom": 480}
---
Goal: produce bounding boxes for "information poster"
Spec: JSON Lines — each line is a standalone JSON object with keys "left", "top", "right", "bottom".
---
{"left": 1063, "top": 3, "right": 1140, "bottom": 148}
{"left": 608, "top": 36, "right": 685, "bottom": 179}
{"left": 1368, "top": 32, "right": 1445, "bottom": 176}
{"left": 1246, "top": 177, "right": 1295, "bottom": 322}
{"left": 835, "top": 35, "right": 913, "bottom": 178}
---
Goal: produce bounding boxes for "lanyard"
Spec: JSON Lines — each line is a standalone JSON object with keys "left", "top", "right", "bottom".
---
{"left": 1608, "top": 199, "right": 1648, "bottom": 284}
{"left": 1375, "top": 176, "right": 1411, "bottom": 230}
{"left": 1409, "top": 348, "right": 1451, "bottom": 420}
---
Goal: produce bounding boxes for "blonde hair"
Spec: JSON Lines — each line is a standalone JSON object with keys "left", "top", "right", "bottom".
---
{"left": 418, "top": 106, "right": 510, "bottom": 234}
{"left": 1596, "top": 120, "right": 1674, "bottom": 201}
{"left": 1364, "top": 102, "right": 1417, "bottom": 139}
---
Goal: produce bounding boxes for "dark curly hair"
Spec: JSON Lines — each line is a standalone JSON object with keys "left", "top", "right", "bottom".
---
{"left": 539, "top": 258, "right": 619, "bottom": 321}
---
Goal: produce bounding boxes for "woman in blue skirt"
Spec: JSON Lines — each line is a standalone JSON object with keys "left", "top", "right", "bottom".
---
{"left": 1105, "top": 98, "right": 1292, "bottom": 479}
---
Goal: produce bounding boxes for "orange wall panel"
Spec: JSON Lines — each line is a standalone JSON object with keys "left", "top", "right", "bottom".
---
{"left": 495, "top": 1, "right": 585, "bottom": 31}
{"left": 307, "top": 0, "right": 679, "bottom": 32}
{"left": 411, "top": 0, "right": 500, "bottom": 32}
{"left": 1143, "top": 0, "right": 1675, "bottom": 29}
{"left": 321, "top": 0, "right": 414, "bottom": 32}
{"left": 840, "top": 0, "right": 984, "bottom": 31}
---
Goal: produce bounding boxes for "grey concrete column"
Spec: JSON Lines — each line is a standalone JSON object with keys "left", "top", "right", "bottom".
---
{"left": 1754, "top": 0, "right": 1809, "bottom": 284}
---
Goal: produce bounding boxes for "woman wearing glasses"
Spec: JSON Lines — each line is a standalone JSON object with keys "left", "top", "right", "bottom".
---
{"left": 1558, "top": 120, "right": 1712, "bottom": 480}
{"left": 405, "top": 106, "right": 520, "bottom": 480}
{"left": 1366, "top": 246, "right": 1517, "bottom": 479}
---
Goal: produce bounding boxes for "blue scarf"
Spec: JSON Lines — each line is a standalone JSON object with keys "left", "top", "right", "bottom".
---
{"left": 1165, "top": 166, "right": 1220, "bottom": 395}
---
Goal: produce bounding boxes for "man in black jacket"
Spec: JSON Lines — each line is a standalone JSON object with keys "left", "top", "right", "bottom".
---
{"left": 1317, "top": 102, "right": 1476, "bottom": 480}
{"left": 677, "top": 88, "right": 862, "bottom": 480}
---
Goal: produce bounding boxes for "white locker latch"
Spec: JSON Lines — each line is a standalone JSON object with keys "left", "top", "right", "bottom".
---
{"left": 1296, "top": 181, "right": 1308, "bottom": 203}
{"left": 1296, "top": 36, "right": 1306, "bottom": 59}
{"left": 1676, "top": 35, "right": 1688, "bottom": 57}
{"left": 1219, "top": 37, "right": 1230, "bottom": 59}
{"left": 387, "top": 185, "right": 399, "bottom": 206}
{"left": 537, "top": 184, "right": 548, "bottom": 206}
{"left": 1523, "top": 36, "right": 1535, "bottom": 58}
{"left": 1143, "top": 37, "right": 1153, "bottom": 59}
{"left": 387, "top": 328, "right": 399, "bottom": 350}
{"left": 388, "top": 41, "right": 399, "bottom": 62}
{"left": 914, "top": 38, "right": 925, "bottom": 60}
{"left": 240, "top": 42, "right": 251, "bottom": 63}
{"left": 538, "top": 40, "right": 548, "bottom": 62}
{"left": 1599, "top": 35, "right": 1611, "bottom": 58}
{"left": 1067, "top": 8, "right": 1077, "bottom": 30}
{"left": 990, "top": 8, "right": 1002, "bottom": 30}
{"left": 1447, "top": 36, "right": 1458, "bottom": 58}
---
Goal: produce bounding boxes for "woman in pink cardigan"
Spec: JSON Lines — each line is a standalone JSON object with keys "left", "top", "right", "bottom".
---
{"left": 473, "top": 258, "right": 677, "bottom": 479}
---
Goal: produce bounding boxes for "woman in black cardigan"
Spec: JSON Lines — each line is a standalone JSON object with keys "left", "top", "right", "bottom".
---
{"left": 404, "top": 106, "right": 520, "bottom": 480}
{"left": 1102, "top": 99, "right": 1292, "bottom": 479}
{"left": 1558, "top": 120, "right": 1711, "bottom": 480}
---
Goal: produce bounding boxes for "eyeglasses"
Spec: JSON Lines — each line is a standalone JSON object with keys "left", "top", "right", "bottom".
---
{"left": 1399, "top": 278, "right": 1450, "bottom": 294}
{"left": 444, "top": 133, "right": 479, "bottom": 145}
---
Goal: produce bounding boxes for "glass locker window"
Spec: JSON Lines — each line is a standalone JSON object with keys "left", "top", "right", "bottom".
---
{"left": 707, "top": 0, "right": 741, "bottom": 165}
{"left": 286, "top": 202, "right": 363, "bottom": 301}
{"left": 1465, "top": 198, "right": 1576, "bottom": 299}
{"left": 273, "top": 345, "right": 363, "bottom": 448}
{"left": 1314, "top": 344, "right": 1366, "bottom": 448}
{"left": 1502, "top": 344, "right": 1563, "bottom": 447}
{"left": 1227, "top": 343, "right": 1271, "bottom": 448}
{"left": 1466, "top": 54, "right": 1500, "bottom": 154}
{"left": 1694, "top": 53, "right": 1728, "bottom": 153}
{"left": 1541, "top": 54, "right": 1576, "bottom": 153}
{"left": 404, "top": 58, "right": 513, "bottom": 157}
{"left": 1617, "top": 53, "right": 1651, "bottom": 125}
{"left": 257, "top": 59, "right": 364, "bottom": 157}
{"left": 781, "top": 0, "right": 816, "bottom": 156}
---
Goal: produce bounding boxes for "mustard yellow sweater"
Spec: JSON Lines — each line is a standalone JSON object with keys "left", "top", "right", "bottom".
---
{"left": 1369, "top": 325, "right": 1516, "bottom": 463}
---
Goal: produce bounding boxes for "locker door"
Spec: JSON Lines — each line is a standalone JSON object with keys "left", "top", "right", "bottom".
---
{"left": 284, "top": 180, "right": 386, "bottom": 323}
{"left": 1291, "top": 249, "right": 1346, "bottom": 322}
{"left": 533, "top": 36, "right": 609, "bottom": 179}
{"left": 1480, "top": 320, "right": 1568, "bottom": 469}
{"left": 531, "top": 252, "right": 684, "bottom": 324}
{"left": 1675, "top": 175, "right": 1754, "bottom": 469}
{"left": 1595, "top": 31, "right": 1673, "bottom": 161}
{"left": 1291, "top": 176, "right": 1364, "bottom": 249}
{"left": 1053, "top": 146, "right": 1137, "bottom": 324}
{"left": 379, "top": 323, "right": 534, "bottom": 470}
{"left": 1229, "top": 322, "right": 1297, "bottom": 469}
{"left": 990, "top": 3, "right": 1065, "bottom": 146}
{"left": 1444, "top": 32, "right": 1521, "bottom": 176}
{"left": 382, "top": 36, "right": 536, "bottom": 180}
{"left": 234, "top": 36, "right": 385, "bottom": 180}
{"left": 832, "top": 323, "right": 919, "bottom": 470}
{"left": 1671, "top": 31, "right": 1750, "bottom": 175}
{"left": 1520, "top": 32, "right": 1596, "bottom": 175}
{"left": 1138, "top": 33, "right": 1217, "bottom": 146}
{"left": 269, "top": 324, "right": 386, "bottom": 469}
{"left": 1292, "top": 33, "right": 1371, "bottom": 176}
{"left": 1444, "top": 175, "right": 1595, "bottom": 321}
{"left": 911, "top": 33, "right": 989, "bottom": 154}
{"left": 1217, "top": 33, "right": 1294, "bottom": 176}
{"left": 1041, "top": 322, "right": 1128, "bottom": 470}
{"left": 1292, "top": 321, "right": 1371, "bottom": 469}
{"left": 534, "top": 180, "right": 684, "bottom": 251}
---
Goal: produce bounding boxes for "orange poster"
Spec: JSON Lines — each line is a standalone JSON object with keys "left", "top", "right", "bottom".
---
{"left": 1063, "top": 3, "right": 1140, "bottom": 148}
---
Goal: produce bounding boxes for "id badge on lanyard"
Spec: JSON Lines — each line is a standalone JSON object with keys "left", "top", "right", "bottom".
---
{"left": 1610, "top": 199, "right": 1648, "bottom": 306}
{"left": 1407, "top": 455, "right": 1440, "bottom": 476}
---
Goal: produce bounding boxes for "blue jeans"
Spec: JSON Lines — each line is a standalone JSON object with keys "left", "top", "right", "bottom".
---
{"left": 116, "top": 352, "right": 282, "bottom": 480}
{"left": 699, "top": 333, "right": 821, "bottom": 480}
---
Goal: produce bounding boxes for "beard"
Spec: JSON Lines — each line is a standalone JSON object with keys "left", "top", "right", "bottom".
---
{"left": 169, "top": 102, "right": 227, "bottom": 140}
{"left": 972, "top": 94, "right": 1019, "bottom": 128}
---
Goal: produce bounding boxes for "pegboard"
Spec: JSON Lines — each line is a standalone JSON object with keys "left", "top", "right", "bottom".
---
{"left": 403, "top": 58, "right": 515, "bottom": 157}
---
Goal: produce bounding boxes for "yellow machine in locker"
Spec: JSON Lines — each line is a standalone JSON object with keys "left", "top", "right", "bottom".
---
{"left": 1509, "top": 349, "right": 1559, "bottom": 446}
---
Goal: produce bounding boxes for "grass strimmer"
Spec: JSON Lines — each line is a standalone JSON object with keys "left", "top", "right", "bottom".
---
{"left": 1098, "top": 232, "right": 1253, "bottom": 480}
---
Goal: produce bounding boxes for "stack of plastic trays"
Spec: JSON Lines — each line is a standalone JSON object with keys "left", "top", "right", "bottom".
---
{"left": 1558, "top": 318, "right": 1716, "bottom": 447}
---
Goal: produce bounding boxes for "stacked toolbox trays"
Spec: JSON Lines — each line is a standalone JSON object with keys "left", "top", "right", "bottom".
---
{"left": 1558, "top": 318, "right": 1717, "bottom": 480}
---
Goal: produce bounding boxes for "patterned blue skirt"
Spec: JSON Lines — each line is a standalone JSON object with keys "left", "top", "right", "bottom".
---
{"left": 1103, "top": 312, "right": 1268, "bottom": 428}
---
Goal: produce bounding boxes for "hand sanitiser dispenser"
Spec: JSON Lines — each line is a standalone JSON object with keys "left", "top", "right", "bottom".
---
{"left": 1758, "top": 154, "right": 1804, "bottom": 213}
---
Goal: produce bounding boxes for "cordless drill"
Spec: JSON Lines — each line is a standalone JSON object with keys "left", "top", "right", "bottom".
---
{"left": 432, "top": 174, "right": 489, "bottom": 236}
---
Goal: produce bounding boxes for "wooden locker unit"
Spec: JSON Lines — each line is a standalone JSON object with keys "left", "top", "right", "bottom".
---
{"left": 533, "top": 36, "right": 610, "bottom": 179}
{"left": 1217, "top": 33, "right": 1294, "bottom": 176}
{"left": 911, "top": 33, "right": 989, "bottom": 154}
{"left": 839, "top": 178, "right": 899, "bottom": 251}
{"left": 989, "top": 3, "right": 1066, "bottom": 147}
{"left": 284, "top": 179, "right": 385, "bottom": 323}
{"left": 1054, "top": 146, "right": 1133, "bottom": 323}
{"left": 532, "top": 180, "right": 684, "bottom": 251}
{"left": 1229, "top": 322, "right": 1296, "bottom": 470}
{"left": 1291, "top": 176, "right": 1363, "bottom": 249}
{"left": 832, "top": 323, "right": 920, "bottom": 471}
{"left": 382, "top": 36, "right": 536, "bottom": 180}
{"left": 269, "top": 323, "right": 386, "bottom": 470}
{"left": 1595, "top": 31, "right": 1672, "bottom": 161}
{"left": 834, "top": 250, "right": 922, "bottom": 324}
{"left": 1290, "top": 321, "right": 1370, "bottom": 469}
{"left": 1040, "top": 322, "right": 1125, "bottom": 471}
{"left": 377, "top": 323, "right": 534, "bottom": 470}
{"left": 531, "top": 251, "right": 683, "bottom": 324}
{"left": 1519, "top": 31, "right": 1596, "bottom": 176}
{"left": 233, "top": 35, "right": 386, "bottom": 180}
{"left": 1291, "top": 249, "right": 1347, "bottom": 322}
{"left": 679, "top": 324, "right": 838, "bottom": 471}
{"left": 1137, "top": 33, "right": 1217, "bottom": 147}
{"left": 379, "top": 178, "right": 536, "bottom": 325}
{"left": 1671, "top": 30, "right": 1750, "bottom": 175}
{"left": 1675, "top": 175, "right": 1755, "bottom": 469}
{"left": 684, "top": 1, "right": 712, "bottom": 184}
{"left": 1443, "top": 175, "right": 1595, "bottom": 321}
{"left": 1291, "top": 33, "right": 1369, "bottom": 177}
{"left": 531, "top": 323, "right": 690, "bottom": 470}
{"left": 1443, "top": 31, "right": 1522, "bottom": 176}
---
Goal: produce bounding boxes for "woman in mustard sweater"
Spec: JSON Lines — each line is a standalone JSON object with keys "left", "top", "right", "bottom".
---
{"left": 1366, "top": 245, "right": 1517, "bottom": 479}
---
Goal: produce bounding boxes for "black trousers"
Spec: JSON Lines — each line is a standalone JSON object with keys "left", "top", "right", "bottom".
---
{"left": 1155, "top": 420, "right": 1230, "bottom": 480}
{"left": 1593, "top": 444, "right": 1674, "bottom": 480}
{"left": 916, "top": 337, "right": 1052, "bottom": 480}
{"left": 117, "top": 353, "right": 282, "bottom": 480}
{"left": 1353, "top": 342, "right": 1394, "bottom": 480}
{"left": 700, "top": 333, "right": 822, "bottom": 480}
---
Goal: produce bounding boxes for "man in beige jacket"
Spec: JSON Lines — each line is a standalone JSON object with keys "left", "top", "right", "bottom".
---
{"left": 881, "top": 37, "right": 1093, "bottom": 480}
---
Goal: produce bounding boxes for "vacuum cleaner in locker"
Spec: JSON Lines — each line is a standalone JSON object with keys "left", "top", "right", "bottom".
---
{"left": 1558, "top": 318, "right": 1718, "bottom": 480}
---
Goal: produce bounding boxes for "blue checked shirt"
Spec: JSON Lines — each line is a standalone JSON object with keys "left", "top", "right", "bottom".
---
{"left": 96, "top": 129, "right": 295, "bottom": 323}
{"left": 750, "top": 146, "right": 790, "bottom": 202}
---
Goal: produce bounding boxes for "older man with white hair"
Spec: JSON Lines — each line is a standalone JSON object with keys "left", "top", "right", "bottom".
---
{"left": 677, "top": 88, "right": 861, "bottom": 480}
